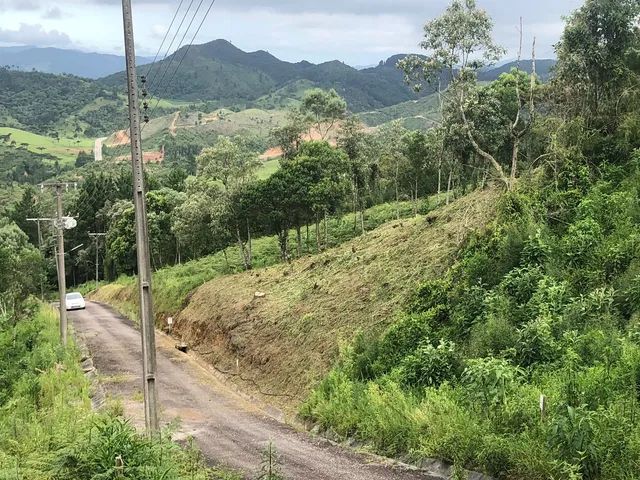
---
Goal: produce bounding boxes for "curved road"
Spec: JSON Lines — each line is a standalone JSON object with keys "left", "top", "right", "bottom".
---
{"left": 70, "top": 302, "right": 439, "bottom": 480}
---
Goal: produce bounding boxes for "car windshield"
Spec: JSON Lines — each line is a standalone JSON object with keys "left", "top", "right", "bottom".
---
{"left": 66, "top": 293, "right": 83, "bottom": 300}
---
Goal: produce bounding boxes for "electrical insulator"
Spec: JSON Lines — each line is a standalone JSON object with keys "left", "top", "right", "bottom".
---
{"left": 140, "top": 75, "right": 147, "bottom": 83}
{"left": 143, "top": 101, "right": 149, "bottom": 110}
{"left": 144, "top": 115, "right": 150, "bottom": 123}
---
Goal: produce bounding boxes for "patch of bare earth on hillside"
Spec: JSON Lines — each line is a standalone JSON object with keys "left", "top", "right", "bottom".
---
{"left": 173, "top": 188, "right": 499, "bottom": 414}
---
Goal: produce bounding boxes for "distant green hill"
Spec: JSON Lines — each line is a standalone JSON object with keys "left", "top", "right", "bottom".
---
{"left": 0, "top": 46, "right": 153, "bottom": 79}
{"left": 100, "top": 40, "right": 438, "bottom": 112}
{"left": 101, "top": 40, "right": 555, "bottom": 113}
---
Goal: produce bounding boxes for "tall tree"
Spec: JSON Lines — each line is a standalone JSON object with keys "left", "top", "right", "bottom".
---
{"left": 9, "top": 186, "right": 41, "bottom": 247}
{"left": 553, "top": 0, "right": 640, "bottom": 130}
{"left": 271, "top": 110, "right": 309, "bottom": 162}
{"left": 197, "top": 136, "right": 260, "bottom": 189}
{"left": 338, "top": 116, "right": 368, "bottom": 231}
{"left": 300, "top": 89, "right": 348, "bottom": 140}
{"left": 398, "top": 0, "right": 517, "bottom": 188}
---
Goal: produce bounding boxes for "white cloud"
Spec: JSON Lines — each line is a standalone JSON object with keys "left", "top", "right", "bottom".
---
{"left": 42, "top": 7, "right": 63, "bottom": 19}
{"left": 0, "top": 23, "right": 71, "bottom": 46}
{"left": 0, "top": 0, "right": 586, "bottom": 64}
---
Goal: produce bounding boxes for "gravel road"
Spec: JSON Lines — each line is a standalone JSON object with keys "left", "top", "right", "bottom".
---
{"left": 70, "top": 301, "right": 440, "bottom": 480}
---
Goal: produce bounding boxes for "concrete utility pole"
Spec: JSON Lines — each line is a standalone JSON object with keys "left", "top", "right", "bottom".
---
{"left": 27, "top": 217, "right": 52, "bottom": 301}
{"left": 121, "top": 0, "right": 159, "bottom": 434}
{"left": 55, "top": 185, "right": 68, "bottom": 346}
{"left": 89, "top": 233, "right": 106, "bottom": 291}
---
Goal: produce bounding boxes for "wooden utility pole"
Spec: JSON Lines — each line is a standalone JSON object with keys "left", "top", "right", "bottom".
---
{"left": 89, "top": 233, "right": 106, "bottom": 291}
{"left": 121, "top": 0, "right": 159, "bottom": 434}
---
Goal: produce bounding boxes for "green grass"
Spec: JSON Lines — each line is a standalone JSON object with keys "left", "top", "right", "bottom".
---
{"left": 358, "top": 93, "right": 441, "bottom": 129}
{"left": 0, "top": 127, "right": 93, "bottom": 165}
{"left": 257, "top": 158, "right": 280, "bottom": 179}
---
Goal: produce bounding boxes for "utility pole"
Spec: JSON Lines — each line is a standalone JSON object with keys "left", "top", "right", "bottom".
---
{"left": 89, "top": 233, "right": 106, "bottom": 291}
{"left": 55, "top": 185, "right": 68, "bottom": 346}
{"left": 27, "top": 217, "right": 52, "bottom": 301}
{"left": 121, "top": 0, "right": 159, "bottom": 434}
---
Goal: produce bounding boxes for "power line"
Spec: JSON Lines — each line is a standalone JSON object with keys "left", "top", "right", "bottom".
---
{"left": 143, "top": 0, "right": 187, "bottom": 84}
{"left": 146, "top": 0, "right": 196, "bottom": 92}
{"left": 144, "top": 0, "right": 217, "bottom": 125}
{"left": 147, "top": 0, "right": 203, "bottom": 97}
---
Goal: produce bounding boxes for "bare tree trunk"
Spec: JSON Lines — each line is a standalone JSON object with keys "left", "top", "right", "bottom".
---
{"left": 414, "top": 178, "right": 419, "bottom": 216}
{"left": 296, "top": 224, "right": 302, "bottom": 257}
{"left": 315, "top": 213, "right": 320, "bottom": 252}
{"left": 236, "top": 227, "right": 249, "bottom": 270}
{"left": 395, "top": 161, "right": 400, "bottom": 220}
{"left": 360, "top": 208, "right": 365, "bottom": 234}
{"left": 437, "top": 164, "right": 442, "bottom": 195}
{"left": 247, "top": 221, "right": 252, "bottom": 269}
{"left": 223, "top": 249, "right": 229, "bottom": 269}
{"left": 353, "top": 178, "right": 358, "bottom": 231}
{"left": 278, "top": 231, "right": 288, "bottom": 261}
{"left": 306, "top": 223, "right": 310, "bottom": 250}
{"left": 446, "top": 169, "right": 453, "bottom": 205}
{"left": 458, "top": 89, "right": 510, "bottom": 189}
{"left": 324, "top": 210, "right": 329, "bottom": 248}
{"left": 511, "top": 138, "right": 520, "bottom": 186}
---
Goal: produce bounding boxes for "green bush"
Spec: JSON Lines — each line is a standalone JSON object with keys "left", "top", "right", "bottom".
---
{"left": 397, "top": 339, "right": 463, "bottom": 388}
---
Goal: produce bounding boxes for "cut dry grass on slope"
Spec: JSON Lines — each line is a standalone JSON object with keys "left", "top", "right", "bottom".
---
{"left": 172, "top": 188, "right": 498, "bottom": 413}
{"left": 90, "top": 196, "right": 446, "bottom": 321}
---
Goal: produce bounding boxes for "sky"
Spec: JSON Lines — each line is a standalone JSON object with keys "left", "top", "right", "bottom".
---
{"left": 0, "top": 0, "right": 585, "bottom": 66}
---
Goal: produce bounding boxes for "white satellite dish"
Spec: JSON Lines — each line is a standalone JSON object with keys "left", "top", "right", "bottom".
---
{"left": 63, "top": 217, "right": 77, "bottom": 230}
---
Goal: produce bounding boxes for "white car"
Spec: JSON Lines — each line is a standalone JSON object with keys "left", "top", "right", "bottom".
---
{"left": 65, "top": 292, "right": 86, "bottom": 310}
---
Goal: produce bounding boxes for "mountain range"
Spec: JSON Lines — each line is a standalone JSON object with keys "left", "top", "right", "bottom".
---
{"left": 101, "top": 40, "right": 555, "bottom": 112}
{"left": 0, "top": 46, "right": 153, "bottom": 79}
{"left": 0, "top": 41, "right": 555, "bottom": 113}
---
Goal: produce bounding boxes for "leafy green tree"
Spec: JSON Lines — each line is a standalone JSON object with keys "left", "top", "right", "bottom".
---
{"left": 104, "top": 200, "right": 136, "bottom": 278}
{"left": 300, "top": 88, "right": 347, "bottom": 140}
{"left": 402, "top": 130, "right": 431, "bottom": 215}
{"left": 271, "top": 110, "right": 309, "bottom": 161}
{"left": 75, "top": 151, "right": 94, "bottom": 168}
{"left": 147, "top": 188, "right": 186, "bottom": 268}
{"left": 0, "top": 220, "right": 43, "bottom": 315}
{"left": 9, "top": 185, "right": 42, "bottom": 246}
{"left": 171, "top": 177, "right": 223, "bottom": 260}
{"left": 399, "top": 0, "right": 518, "bottom": 188}
{"left": 338, "top": 116, "right": 368, "bottom": 231}
{"left": 378, "top": 121, "right": 409, "bottom": 218}
{"left": 197, "top": 136, "right": 260, "bottom": 189}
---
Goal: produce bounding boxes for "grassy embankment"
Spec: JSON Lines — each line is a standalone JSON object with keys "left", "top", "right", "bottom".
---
{"left": 0, "top": 304, "right": 239, "bottom": 479}
{"left": 91, "top": 194, "right": 447, "bottom": 320}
